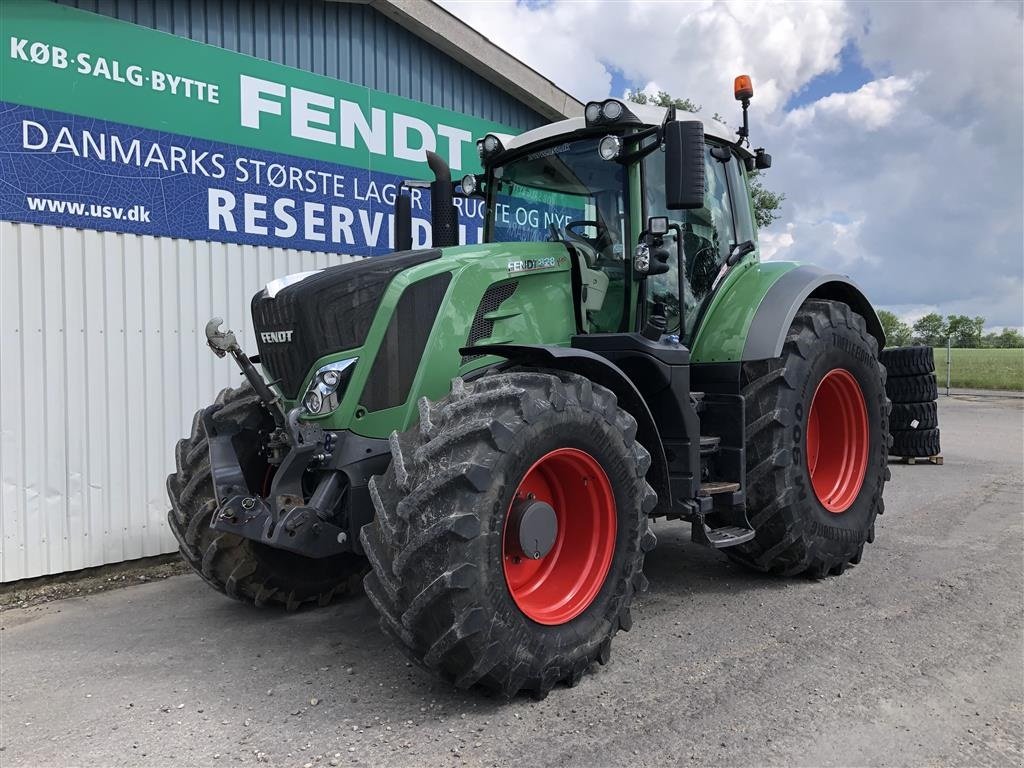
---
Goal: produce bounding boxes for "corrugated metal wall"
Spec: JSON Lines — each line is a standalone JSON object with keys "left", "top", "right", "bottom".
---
{"left": 55, "top": 0, "right": 546, "bottom": 132}
{"left": 0, "top": 221, "right": 354, "bottom": 581}
{"left": 0, "top": 1, "right": 545, "bottom": 581}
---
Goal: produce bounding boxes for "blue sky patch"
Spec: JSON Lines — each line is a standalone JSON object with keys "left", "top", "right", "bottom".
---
{"left": 784, "top": 42, "right": 874, "bottom": 111}
{"left": 605, "top": 64, "right": 632, "bottom": 99}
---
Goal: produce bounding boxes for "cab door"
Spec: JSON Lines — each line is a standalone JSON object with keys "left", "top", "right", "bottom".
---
{"left": 642, "top": 141, "right": 755, "bottom": 343}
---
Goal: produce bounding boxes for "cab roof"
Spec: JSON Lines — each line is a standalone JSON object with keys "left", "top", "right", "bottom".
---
{"left": 505, "top": 101, "right": 753, "bottom": 159}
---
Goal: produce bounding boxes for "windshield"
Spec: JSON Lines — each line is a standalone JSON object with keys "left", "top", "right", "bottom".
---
{"left": 485, "top": 137, "right": 630, "bottom": 331}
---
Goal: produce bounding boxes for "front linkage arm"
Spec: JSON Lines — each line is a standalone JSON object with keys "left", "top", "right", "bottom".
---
{"left": 205, "top": 317, "right": 286, "bottom": 429}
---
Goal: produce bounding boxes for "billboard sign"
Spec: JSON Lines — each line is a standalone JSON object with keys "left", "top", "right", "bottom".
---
{"left": 0, "top": 0, "right": 546, "bottom": 254}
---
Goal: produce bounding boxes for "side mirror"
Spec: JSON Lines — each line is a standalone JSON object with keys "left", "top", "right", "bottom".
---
{"left": 664, "top": 120, "right": 705, "bottom": 210}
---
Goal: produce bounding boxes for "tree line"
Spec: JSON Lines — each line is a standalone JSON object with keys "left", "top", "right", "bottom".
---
{"left": 878, "top": 310, "right": 1024, "bottom": 348}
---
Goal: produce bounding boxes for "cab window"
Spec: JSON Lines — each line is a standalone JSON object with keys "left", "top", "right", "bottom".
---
{"left": 643, "top": 143, "right": 749, "bottom": 340}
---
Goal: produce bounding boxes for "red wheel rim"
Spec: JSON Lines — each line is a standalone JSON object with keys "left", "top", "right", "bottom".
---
{"left": 502, "top": 448, "right": 616, "bottom": 625}
{"left": 806, "top": 368, "right": 870, "bottom": 513}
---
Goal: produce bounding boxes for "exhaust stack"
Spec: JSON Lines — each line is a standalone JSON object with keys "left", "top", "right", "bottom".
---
{"left": 392, "top": 150, "right": 459, "bottom": 252}
{"left": 426, "top": 150, "right": 458, "bottom": 248}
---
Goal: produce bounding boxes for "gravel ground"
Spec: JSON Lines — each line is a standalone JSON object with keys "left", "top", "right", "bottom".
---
{"left": 2, "top": 393, "right": 1022, "bottom": 767}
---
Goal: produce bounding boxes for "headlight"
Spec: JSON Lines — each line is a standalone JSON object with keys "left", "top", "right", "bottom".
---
{"left": 301, "top": 358, "right": 357, "bottom": 417}
{"left": 304, "top": 390, "right": 323, "bottom": 414}
{"left": 598, "top": 135, "right": 622, "bottom": 161}
{"left": 461, "top": 173, "right": 478, "bottom": 196}
{"left": 584, "top": 102, "right": 601, "bottom": 123}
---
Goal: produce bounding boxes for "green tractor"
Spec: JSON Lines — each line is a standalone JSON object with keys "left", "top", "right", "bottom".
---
{"left": 168, "top": 77, "right": 890, "bottom": 698}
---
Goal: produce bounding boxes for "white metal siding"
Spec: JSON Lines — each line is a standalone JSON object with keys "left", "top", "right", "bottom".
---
{"left": 0, "top": 221, "right": 354, "bottom": 581}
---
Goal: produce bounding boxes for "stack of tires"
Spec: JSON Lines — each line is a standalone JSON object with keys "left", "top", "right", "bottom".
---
{"left": 880, "top": 346, "right": 941, "bottom": 458}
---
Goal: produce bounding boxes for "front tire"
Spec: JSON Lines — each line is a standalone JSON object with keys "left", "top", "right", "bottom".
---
{"left": 166, "top": 384, "right": 368, "bottom": 609}
{"left": 360, "top": 371, "right": 657, "bottom": 698}
{"left": 728, "top": 299, "right": 891, "bottom": 578}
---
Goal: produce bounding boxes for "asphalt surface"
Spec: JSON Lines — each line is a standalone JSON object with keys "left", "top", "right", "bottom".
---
{"left": 2, "top": 393, "right": 1022, "bottom": 767}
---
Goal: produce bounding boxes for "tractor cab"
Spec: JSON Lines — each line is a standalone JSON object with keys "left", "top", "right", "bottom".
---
{"left": 461, "top": 91, "right": 770, "bottom": 346}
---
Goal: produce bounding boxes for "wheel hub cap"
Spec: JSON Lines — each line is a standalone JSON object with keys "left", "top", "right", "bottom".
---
{"left": 502, "top": 448, "right": 617, "bottom": 625}
{"left": 806, "top": 368, "right": 870, "bottom": 513}
{"left": 508, "top": 498, "right": 558, "bottom": 560}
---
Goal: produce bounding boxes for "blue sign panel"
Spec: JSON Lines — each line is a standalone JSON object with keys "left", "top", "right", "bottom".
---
{"left": 0, "top": 102, "right": 490, "bottom": 255}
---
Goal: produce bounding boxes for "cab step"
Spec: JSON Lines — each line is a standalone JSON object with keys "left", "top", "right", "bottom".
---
{"left": 698, "top": 480, "right": 739, "bottom": 496}
{"left": 692, "top": 524, "right": 756, "bottom": 549}
{"left": 699, "top": 435, "right": 720, "bottom": 456}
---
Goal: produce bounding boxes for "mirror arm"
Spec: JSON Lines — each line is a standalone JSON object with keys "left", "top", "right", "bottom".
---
{"left": 613, "top": 126, "right": 663, "bottom": 165}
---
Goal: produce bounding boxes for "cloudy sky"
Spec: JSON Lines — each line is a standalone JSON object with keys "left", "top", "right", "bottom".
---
{"left": 441, "top": 0, "right": 1024, "bottom": 330}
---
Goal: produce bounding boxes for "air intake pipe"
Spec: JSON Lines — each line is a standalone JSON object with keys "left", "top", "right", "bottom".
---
{"left": 426, "top": 150, "right": 458, "bottom": 248}
{"left": 394, "top": 192, "right": 413, "bottom": 252}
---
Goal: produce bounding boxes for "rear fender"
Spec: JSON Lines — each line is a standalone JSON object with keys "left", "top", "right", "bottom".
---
{"left": 690, "top": 261, "right": 884, "bottom": 363}
{"left": 464, "top": 343, "right": 672, "bottom": 515}
{"left": 742, "top": 266, "right": 885, "bottom": 360}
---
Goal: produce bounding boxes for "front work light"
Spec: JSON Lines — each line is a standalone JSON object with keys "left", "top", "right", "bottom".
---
{"left": 477, "top": 133, "right": 505, "bottom": 163}
{"left": 461, "top": 173, "right": 478, "bottom": 196}
{"left": 584, "top": 99, "right": 640, "bottom": 128}
{"left": 602, "top": 100, "right": 623, "bottom": 120}
{"left": 598, "top": 134, "right": 622, "bottom": 161}
{"left": 301, "top": 358, "right": 358, "bottom": 417}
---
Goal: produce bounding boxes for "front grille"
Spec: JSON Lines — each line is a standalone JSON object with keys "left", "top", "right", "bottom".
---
{"left": 250, "top": 249, "right": 440, "bottom": 399}
{"left": 360, "top": 272, "right": 452, "bottom": 413}
{"left": 461, "top": 281, "right": 518, "bottom": 363}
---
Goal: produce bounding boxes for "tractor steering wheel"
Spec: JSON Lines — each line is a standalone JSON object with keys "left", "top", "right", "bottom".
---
{"left": 563, "top": 220, "right": 612, "bottom": 266}
{"left": 564, "top": 220, "right": 607, "bottom": 248}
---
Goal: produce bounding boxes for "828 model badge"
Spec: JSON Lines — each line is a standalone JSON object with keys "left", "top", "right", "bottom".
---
{"left": 507, "top": 256, "right": 565, "bottom": 274}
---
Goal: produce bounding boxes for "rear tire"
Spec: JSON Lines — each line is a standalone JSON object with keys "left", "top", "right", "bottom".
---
{"left": 360, "top": 371, "right": 657, "bottom": 698}
{"left": 727, "top": 299, "right": 891, "bottom": 578}
{"left": 166, "top": 384, "right": 367, "bottom": 610}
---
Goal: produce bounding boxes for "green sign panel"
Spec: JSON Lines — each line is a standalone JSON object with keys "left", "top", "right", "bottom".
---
{"left": 0, "top": 0, "right": 519, "bottom": 253}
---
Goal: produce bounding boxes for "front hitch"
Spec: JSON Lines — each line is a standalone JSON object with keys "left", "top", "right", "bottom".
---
{"left": 202, "top": 404, "right": 352, "bottom": 558}
{"left": 205, "top": 317, "right": 285, "bottom": 429}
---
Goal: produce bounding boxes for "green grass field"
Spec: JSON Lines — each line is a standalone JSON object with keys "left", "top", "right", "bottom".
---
{"left": 930, "top": 348, "right": 1024, "bottom": 391}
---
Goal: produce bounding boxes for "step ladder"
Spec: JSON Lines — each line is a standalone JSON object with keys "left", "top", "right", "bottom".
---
{"left": 688, "top": 467, "right": 754, "bottom": 549}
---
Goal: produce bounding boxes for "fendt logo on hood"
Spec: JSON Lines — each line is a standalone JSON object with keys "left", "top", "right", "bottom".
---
{"left": 260, "top": 330, "right": 294, "bottom": 343}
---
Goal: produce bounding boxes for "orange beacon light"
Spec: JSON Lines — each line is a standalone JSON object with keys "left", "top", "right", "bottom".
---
{"left": 734, "top": 75, "right": 753, "bottom": 102}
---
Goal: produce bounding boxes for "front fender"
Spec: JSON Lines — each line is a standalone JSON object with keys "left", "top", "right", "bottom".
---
{"left": 690, "top": 261, "right": 884, "bottom": 363}
{"left": 463, "top": 343, "right": 673, "bottom": 516}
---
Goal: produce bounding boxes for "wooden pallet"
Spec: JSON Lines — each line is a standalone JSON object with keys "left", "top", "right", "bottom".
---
{"left": 889, "top": 455, "right": 943, "bottom": 466}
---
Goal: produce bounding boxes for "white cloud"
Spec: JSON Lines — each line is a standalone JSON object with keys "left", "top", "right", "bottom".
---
{"left": 758, "top": 223, "right": 794, "bottom": 261}
{"left": 440, "top": 0, "right": 853, "bottom": 118}
{"left": 785, "top": 76, "right": 917, "bottom": 130}
{"left": 440, "top": 0, "right": 1024, "bottom": 328}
